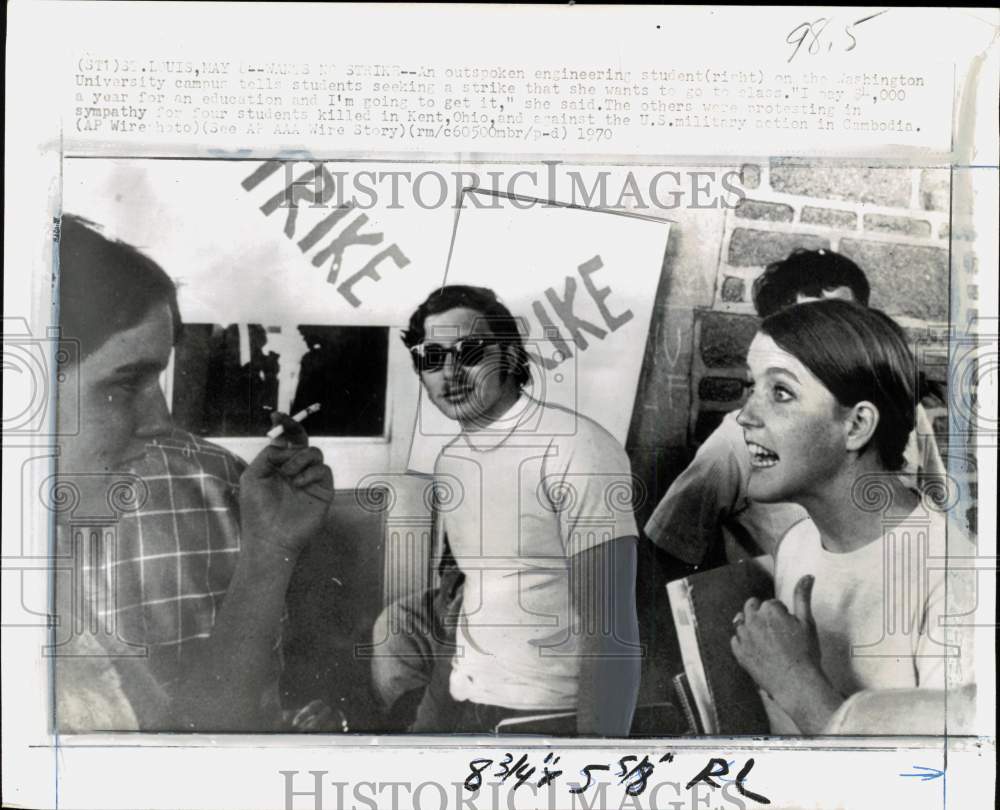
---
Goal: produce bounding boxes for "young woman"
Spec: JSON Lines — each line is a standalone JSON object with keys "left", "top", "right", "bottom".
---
{"left": 730, "top": 299, "right": 973, "bottom": 734}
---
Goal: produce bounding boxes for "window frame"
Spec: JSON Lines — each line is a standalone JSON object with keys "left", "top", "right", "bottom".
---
{"left": 160, "top": 327, "right": 419, "bottom": 487}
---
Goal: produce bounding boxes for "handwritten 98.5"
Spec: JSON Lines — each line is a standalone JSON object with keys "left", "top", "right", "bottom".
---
{"left": 785, "top": 11, "right": 888, "bottom": 64}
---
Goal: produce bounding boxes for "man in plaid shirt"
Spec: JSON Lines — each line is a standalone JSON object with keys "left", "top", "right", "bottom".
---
{"left": 54, "top": 215, "right": 333, "bottom": 732}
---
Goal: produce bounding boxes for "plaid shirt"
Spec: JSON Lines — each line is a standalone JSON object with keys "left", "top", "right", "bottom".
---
{"left": 61, "top": 430, "right": 289, "bottom": 729}
{"left": 108, "top": 430, "right": 247, "bottom": 692}
{"left": 78, "top": 431, "right": 287, "bottom": 707}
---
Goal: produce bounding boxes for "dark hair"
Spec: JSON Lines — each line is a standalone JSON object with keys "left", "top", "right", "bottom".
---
{"left": 760, "top": 299, "right": 916, "bottom": 470}
{"left": 57, "top": 215, "right": 182, "bottom": 363}
{"left": 752, "top": 249, "right": 871, "bottom": 318}
{"left": 402, "top": 285, "right": 531, "bottom": 388}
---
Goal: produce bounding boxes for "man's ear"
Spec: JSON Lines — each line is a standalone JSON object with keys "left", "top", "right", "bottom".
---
{"left": 844, "top": 400, "right": 880, "bottom": 454}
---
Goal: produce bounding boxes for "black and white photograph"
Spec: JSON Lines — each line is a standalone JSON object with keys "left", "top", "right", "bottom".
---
{"left": 3, "top": 4, "right": 996, "bottom": 810}
{"left": 49, "top": 155, "right": 979, "bottom": 740}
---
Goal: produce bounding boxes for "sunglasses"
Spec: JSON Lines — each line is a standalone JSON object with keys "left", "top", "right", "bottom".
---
{"left": 410, "top": 336, "right": 496, "bottom": 373}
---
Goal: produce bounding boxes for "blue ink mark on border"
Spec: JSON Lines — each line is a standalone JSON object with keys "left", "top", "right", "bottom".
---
{"left": 899, "top": 765, "right": 945, "bottom": 782}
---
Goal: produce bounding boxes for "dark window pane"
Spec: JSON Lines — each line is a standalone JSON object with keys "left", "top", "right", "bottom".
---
{"left": 172, "top": 324, "right": 388, "bottom": 437}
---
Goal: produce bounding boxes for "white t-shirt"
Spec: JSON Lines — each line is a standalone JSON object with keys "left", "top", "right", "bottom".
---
{"left": 765, "top": 503, "right": 976, "bottom": 734}
{"left": 436, "top": 394, "right": 638, "bottom": 710}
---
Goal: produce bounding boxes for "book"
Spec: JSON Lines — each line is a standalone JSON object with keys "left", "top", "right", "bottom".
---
{"left": 671, "top": 672, "right": 701, "bottom": 734}
{"left": 666, "top": 556, "right": 774, "bottom": 735}
{"left": 494, "top": 702, "right": 685, "bottom": 736}
{"left": 494, "top": 710, "right": 577, "bottom": 735}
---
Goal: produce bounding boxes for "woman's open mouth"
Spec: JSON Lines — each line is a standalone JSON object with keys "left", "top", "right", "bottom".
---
{"left": 746, "top": 441, "right": 780, "bottom": 469}
{"left": 444, "top": 387, "right": 473, "bottom": 403}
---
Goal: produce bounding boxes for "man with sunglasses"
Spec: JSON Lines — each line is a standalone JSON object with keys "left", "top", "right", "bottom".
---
{"left": 371, "top": 285, "right": 641, "bottom": 736}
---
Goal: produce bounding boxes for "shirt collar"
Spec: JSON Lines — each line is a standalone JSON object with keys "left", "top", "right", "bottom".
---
{"left": 460, "top": 392, "right": 537, "bottom": 452}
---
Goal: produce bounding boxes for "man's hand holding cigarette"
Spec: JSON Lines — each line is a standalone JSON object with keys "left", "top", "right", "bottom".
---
{"left": 172, "top": 410, "right": 333, "bottom": 730}
{"left": 240, "top": 406, "right": 334, "bottom": 563}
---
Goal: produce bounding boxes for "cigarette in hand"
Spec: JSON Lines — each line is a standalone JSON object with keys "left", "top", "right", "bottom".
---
{"left": 266, "top": 403, "right": 321, "bottom": 439}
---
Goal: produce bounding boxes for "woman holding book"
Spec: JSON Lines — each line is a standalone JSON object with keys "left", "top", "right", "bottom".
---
{"left": 730, "top": 299, "right": 974, "bottom": 734}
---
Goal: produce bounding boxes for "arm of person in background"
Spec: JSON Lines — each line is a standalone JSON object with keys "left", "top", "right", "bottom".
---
{"left": 571, "top": 534, "right": 642, "bottom": 737}
{"left": 170, "top": 414, "right": 333, "bottom": 731}
{"left": 643, "top": 412, "right": 747, "bottom": 565}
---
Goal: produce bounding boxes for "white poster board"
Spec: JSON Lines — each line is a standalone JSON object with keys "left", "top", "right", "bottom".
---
{"left": 61, "top": 159, "right": 455, "bottom": 327}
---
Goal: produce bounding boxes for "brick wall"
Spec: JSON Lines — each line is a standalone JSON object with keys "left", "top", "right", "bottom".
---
{"left": 714, "top": 160, "right": 950, "bottom": 318}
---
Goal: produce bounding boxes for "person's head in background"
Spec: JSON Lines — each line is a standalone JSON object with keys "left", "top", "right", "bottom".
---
{"left": 738, "top": 299, "right": 917, "bottom": 507}
{"left": 57, "top": 214, "right": 180, "bottom": 477}
{"left": 751, "top": 249, "right": 870, "bottom": 319}
{"left": 402, "top": 285, "right": 531, "bottom": 430}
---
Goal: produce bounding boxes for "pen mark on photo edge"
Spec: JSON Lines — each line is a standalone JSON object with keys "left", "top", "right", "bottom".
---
{"left": 899, "top": 764, "right": 945, "bottom": 782}
{"left": 853, "top": 10, "right": 890, "bottom": 27}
